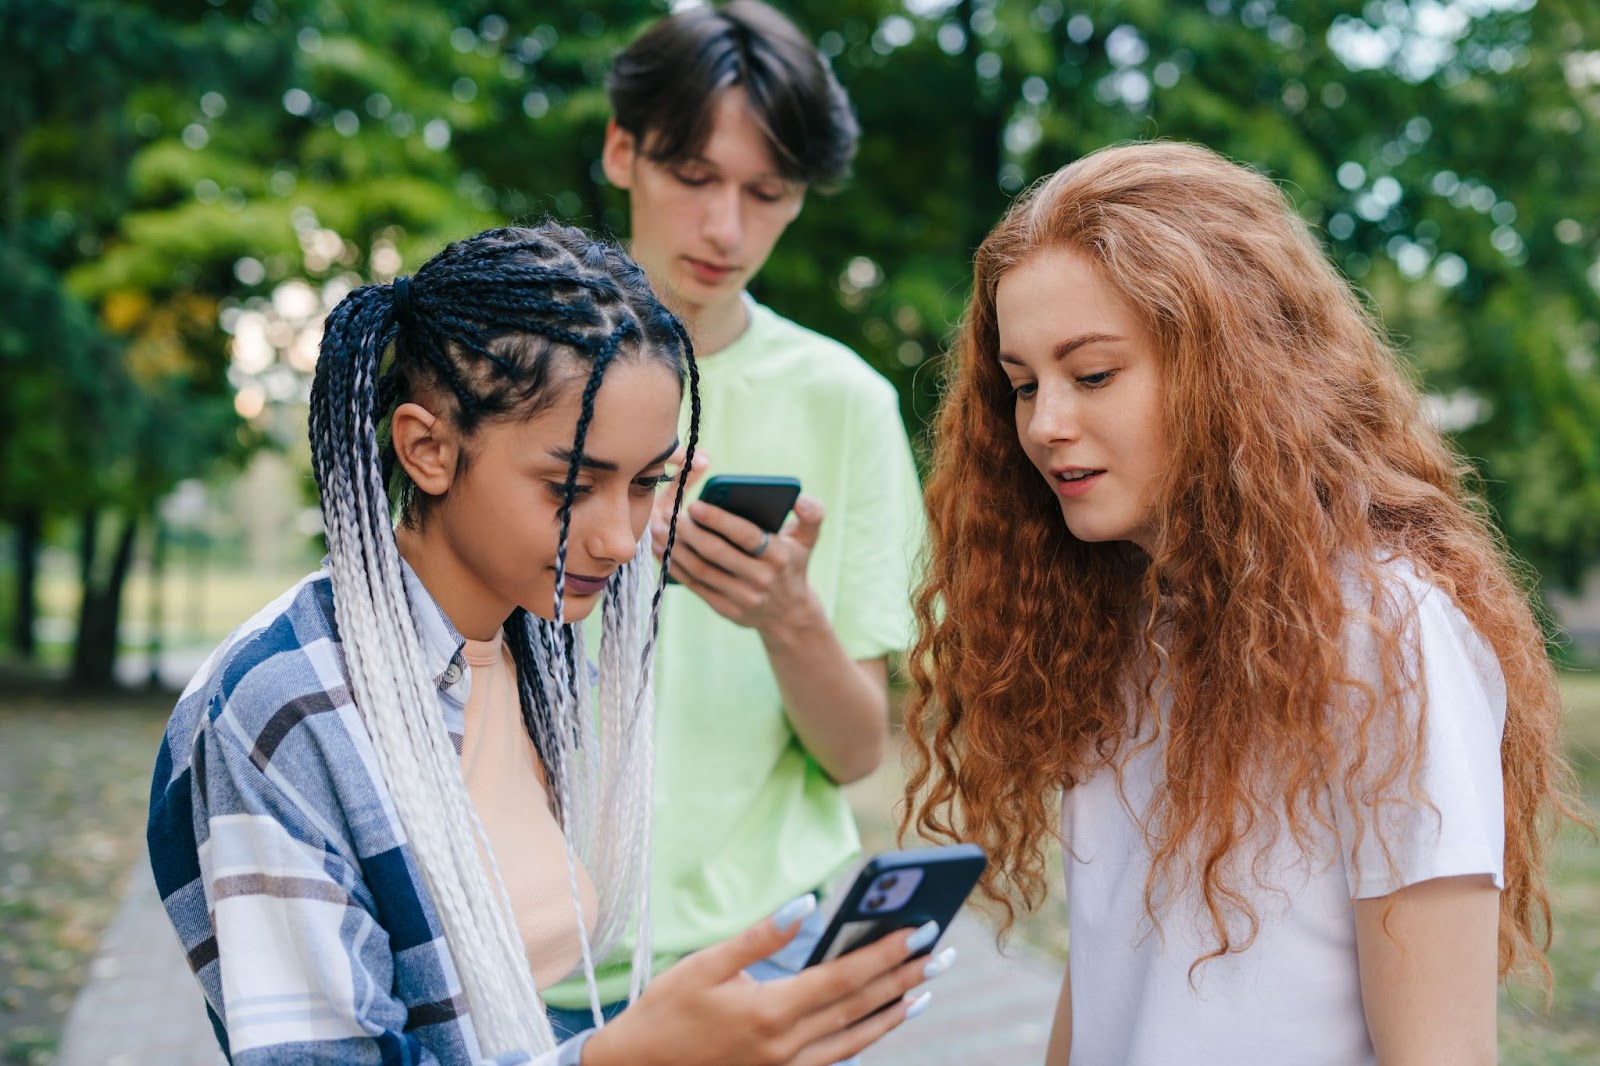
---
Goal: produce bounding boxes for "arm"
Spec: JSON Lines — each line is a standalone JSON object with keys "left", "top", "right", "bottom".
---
{"left": 654, "top": 493, "right": 889, "bottom": 784}
{"left": 194, "top": 713, "right": 566, "bottom": 1066}
{"left": 1354, "top": 874, "right": 1499, "bottom": 1066}
{"left": 1045, "top": 961, "right": 1072, "bottom": 1066}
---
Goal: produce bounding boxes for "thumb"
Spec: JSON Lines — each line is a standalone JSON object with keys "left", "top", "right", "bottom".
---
{"left": 672, "top": 894, "right": 816, "bottom": 985}
{"left": 788, "top": 494, "right": 824, "bottom": 551}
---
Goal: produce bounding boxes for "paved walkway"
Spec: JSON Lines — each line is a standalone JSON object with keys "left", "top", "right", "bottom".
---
{"left": 57, "top": 854, "right": 1062, "bottom": 1064}
{"left": 55, "top": 847, "right": 217, "bottom": 1066}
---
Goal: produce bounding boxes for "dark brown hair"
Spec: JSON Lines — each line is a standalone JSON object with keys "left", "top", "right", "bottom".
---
{"left": 607, "top": 0, "right": 858, "bottom": 189}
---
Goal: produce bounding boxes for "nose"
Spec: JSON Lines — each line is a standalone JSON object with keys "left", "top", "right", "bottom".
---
{"left": 581, "top": 486, "right": 643, "bottom": 569}
{"left": 700, "top": 183, "right": 742, "bottom": 253}
{"left": 1023, "top": 381, "right": 1080, "bottom": 449}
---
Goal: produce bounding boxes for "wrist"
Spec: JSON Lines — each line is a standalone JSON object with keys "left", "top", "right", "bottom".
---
{"left": 757, "top": 585, "right": 828, "bottom": 651}
{"left": 575, "top": 1024, "right": 625, "bottom": 1066}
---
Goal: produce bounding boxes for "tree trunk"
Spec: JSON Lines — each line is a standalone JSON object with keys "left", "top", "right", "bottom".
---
{"left": 146, "top": 515, "right": 166, "bottom": 688}
{"left": 70, "top": 510, "right": 138, "bottom": 689}
{"left": 10, "top": 508, "right": 41, "bottom": 657}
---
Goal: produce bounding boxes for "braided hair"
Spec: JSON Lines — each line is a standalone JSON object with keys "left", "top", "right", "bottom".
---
{"left": 309, "top": 223, "right": 699, "bottom": 1055}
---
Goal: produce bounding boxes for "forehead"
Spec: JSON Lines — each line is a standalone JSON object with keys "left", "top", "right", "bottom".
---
{"left": 489, "top": 358, "right": 682, "bottom": 458}
{"left": 996, "top": 250, "right": 1141, "bottom": 347}
{"left": 668, "top": 87, "right": 788, "bottom": 179}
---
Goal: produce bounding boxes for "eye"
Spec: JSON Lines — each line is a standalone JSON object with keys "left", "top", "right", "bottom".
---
{"left": 631, "top": 472, "right": 673, "bottom": 495}
{"left": 1076, "top": 370, "right": 1116, "bottom": 388}
{"left": 672, "top": 169, "right": 711, "bottom": 188}
{"left": 546, "top": 480, "right": 593, "bottom": 501}
{"left": 1008, "top": 381, "right": 1037, "bottom": 399}
{"left": 748, "top": 185, "right": 784, "bottom": 204}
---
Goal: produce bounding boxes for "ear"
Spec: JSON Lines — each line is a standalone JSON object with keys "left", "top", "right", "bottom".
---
{"left": 601, "top": 118, "right": 639, "bottom": 190}
{"left": 391, "top": 402, "right": 458, "bottom": 498}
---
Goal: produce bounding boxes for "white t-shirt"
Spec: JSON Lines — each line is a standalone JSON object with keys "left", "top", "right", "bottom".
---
{"left": 1059, "top": 560, "right": 1506, "bottom": 1065}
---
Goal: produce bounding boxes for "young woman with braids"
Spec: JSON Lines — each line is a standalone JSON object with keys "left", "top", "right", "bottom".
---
{"left": 148, "top": 224, "right": 943, "bottom": 1065}
{"left": 903, "top": 142, "right": 1582, "bottom": 1065}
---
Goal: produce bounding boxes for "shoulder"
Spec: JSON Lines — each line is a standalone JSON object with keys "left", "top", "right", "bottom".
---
{"left": 164, "top": 571, "right": 354, "bottom": 776}
{"left": 1346, "top": 555, "right": 1507, "bottom": 723}
{"left": 747, "top": 302, "right": 902, "bottom": 409}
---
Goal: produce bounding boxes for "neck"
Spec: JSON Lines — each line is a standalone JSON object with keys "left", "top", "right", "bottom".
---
{"left": 687, "top": 290, "right": 750, "bottom": 357}
{"left": 395, "top": 522, "right": 510, "bottom": 642}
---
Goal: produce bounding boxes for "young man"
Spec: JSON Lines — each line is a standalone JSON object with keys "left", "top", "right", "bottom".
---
{"left": 543, "top": 0, "right": 926, "bottom": 1038}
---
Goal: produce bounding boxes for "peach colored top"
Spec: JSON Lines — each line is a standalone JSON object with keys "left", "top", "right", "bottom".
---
{"left": 459, "top": 630, "right": 598, "bottom": 991}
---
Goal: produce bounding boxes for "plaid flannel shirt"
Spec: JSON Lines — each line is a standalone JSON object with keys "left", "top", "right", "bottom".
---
{"left": 147, "top": 563, "right": 593, "bottom": 1065}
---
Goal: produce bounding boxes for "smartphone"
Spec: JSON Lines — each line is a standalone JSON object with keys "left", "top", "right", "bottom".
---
{"left": 804, "top": 843, "right": 987, "bottom": 968}
{"left": 697, "top": 474, "right": 802, "bottom": 533}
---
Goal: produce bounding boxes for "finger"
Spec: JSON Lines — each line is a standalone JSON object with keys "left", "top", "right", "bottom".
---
{"left": 787, "top": 920, "right": 936, "bottom": 1003}
{"left": 665, "top": 536, "right": 742, "bottom": 596}
{"left": 819, "top": 946, "right": 946, "bottom": 1033}
{"left": 672, "top": 894, "right": 817, "bottom": 985}
{"left": 787, "top": 494, "right": 825, "bottom": 551}
{"left": 688, "top": 501, "right": 768, "bottom": 555}
{"left": 788, "top": 937, "right": 948, "bottom": 1050}
{"left": 661, "top": 544, "right": 755, "bottom": 623}
{"left": 681, "top": 525, "right": 771, "bottom": 586}
{"left": 794, "top": 989, "right": 931, "bottom": 1066}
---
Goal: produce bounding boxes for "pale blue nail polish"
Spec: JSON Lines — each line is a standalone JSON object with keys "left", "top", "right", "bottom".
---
{"left": 923, "top": 946, "right": 957, "bottom": 979}
{"left": 772, "top": 893, "right": 817, "bottom": 932}
{"left": 904, "top": 990, "right": 933, "bottom": 1020}
{"left": 905, "top": 920, "right": 940, "bottom": 954}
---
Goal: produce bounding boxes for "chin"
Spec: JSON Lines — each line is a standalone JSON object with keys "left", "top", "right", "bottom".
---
{"left": 520, "top": 589, "right": 600, "bottom": 625}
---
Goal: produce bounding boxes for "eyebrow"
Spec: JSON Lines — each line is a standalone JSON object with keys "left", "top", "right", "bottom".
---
{"left": 547, "top": 438, "right": 680, "bottom": 474}
{"left": 681, "top": 155, "right": 792, "bottom": 187}
{"left": 998, "top": 332, "right": 1125, "bottom": 367}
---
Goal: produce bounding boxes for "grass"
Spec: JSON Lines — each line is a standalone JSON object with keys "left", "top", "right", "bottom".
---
{"left": 0, "top": 685, "right": 172, "bottom": 1066}
{"left": 848, "top": 671, "right": 1600, "bottom": 1063}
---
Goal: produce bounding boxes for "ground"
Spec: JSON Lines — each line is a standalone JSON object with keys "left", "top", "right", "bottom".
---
{"left": 2, "top": 666, "right": 1596, "bottom": 1063}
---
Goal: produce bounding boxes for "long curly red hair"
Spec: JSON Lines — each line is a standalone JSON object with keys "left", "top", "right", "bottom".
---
{"left": 902, "top": 141, "right": 1580, "bottom": 982}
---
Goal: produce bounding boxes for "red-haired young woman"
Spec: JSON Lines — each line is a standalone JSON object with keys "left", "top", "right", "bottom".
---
{"left": 904, "top": 141, "right": 1581, "bottom": 1066}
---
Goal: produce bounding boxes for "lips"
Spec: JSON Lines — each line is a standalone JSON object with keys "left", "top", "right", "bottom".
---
{"left": 684, "top": 257, "right": 737, "bottom": 285}
{"left": 563, "top": 572, "right": 613, "bottom": 596}
{"left": 1050, "top": 468, "right": 1105, "bottom": 498}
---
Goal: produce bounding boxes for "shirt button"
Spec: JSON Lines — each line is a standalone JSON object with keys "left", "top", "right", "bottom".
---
{"left": 441, "top": 662, "right": 462, "bottom": 686}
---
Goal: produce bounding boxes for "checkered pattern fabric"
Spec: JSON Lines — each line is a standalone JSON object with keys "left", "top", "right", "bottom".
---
{"left": 147, "top": 565, "right": 591, "bottom": 1065}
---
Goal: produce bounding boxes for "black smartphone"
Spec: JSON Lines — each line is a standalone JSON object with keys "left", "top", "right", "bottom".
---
{"left": 664, "top": 474, "right": 801, "bottom": 585}
{"left": 804, "top": 843, "right": 987, "bottom": 968}
{"left": 697, "top": 474, "right": 802, "bottom": 532}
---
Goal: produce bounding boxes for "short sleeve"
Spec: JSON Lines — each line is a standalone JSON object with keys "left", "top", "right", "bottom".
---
{"left": 830, "top": 377, "right": 926, "bottom": 662}
{"left": 1332, "top": 566, "right": 1508, "bottom": 899}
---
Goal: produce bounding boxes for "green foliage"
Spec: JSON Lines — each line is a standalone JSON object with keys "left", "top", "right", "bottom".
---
{"left": 8, "top": 0, "right": 1600, "bottom": 612}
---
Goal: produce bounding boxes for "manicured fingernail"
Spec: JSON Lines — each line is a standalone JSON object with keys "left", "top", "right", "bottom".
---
{"left": 905, "top": 920, "right": 940, "bottom": 954}
{"left": 923, "top": 946, "right": 957, "bottom": 979}
{"left": 771, "top": 893, "right": 816, "bottom": 932}
{"left": 904, "top": 990, "right": 933, "bottom": 1020}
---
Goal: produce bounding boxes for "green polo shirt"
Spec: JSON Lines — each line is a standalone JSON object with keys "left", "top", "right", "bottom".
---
{"left": 544, "top": 297, "right": 924, "bottom": 1008}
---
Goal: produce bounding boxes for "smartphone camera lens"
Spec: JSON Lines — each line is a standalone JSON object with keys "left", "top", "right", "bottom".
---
{"left": 864, "top": 894, "right": 888, "bottom": 911}
{"left": 877, "top": 873, "right": 899, "bottom": 891}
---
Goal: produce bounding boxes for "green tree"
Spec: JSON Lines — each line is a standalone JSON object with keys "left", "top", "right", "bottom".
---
{"left": 751, "top": 0, "right": 1600, "bottom": 594}
{"left": 1, "top": 0, "right": 256, "bottom": 683}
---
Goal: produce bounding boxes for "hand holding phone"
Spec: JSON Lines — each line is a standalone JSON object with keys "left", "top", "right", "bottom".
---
{"left": 806, "top": 844, "right": 987, "bottom": 967}
{"left": 697, "top": 474, "right": 802, "bottom": 534}
{"left": 663, "top": 474, "right": 801, "bottom": 584}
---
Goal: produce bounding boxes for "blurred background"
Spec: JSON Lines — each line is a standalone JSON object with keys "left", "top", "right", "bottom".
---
{"left": 1, "top": 0, "right": 1597, "bottom": 1063}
